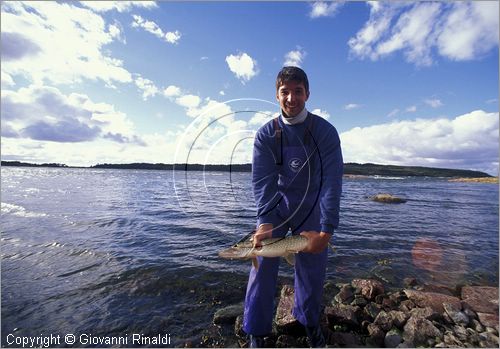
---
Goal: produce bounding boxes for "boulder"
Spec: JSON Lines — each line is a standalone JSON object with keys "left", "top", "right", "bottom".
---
{"left": 409, "top": 306, "right": 439, "bottom": 321}
{"left": 274, "top": 285, "right": 304, "bottom": 335}
{"left": 461, "top": 286, "right": 499, "bottom": 314}
{"left": 234, "top": 315, "right": 245, "bottom": 339}
{"left": 370, "top": 193, "right": 407, "bottom": 203}
{"left": 478, "top": 332, "right": 500, "bottom": 348}
{"left": 213, "top": 303, "right": 244, "bottom": 324}
{"left": 385, "top": 328, "right": 403, "bottom": 348}
{"left": 329, "top": 331, "right": 363, "bottom": 347}
{"left": 324, "top": 303, "right": 361, "bottom": 328}
{"left": 477, "top": 312, "right": 499, "bottom": 332}
{"left": 334, "top": 284, "right": 355, "bottom": 304}
{"left": 404, "top": 289, "right": 461, "bottom": 313}
{"left": 389, "top": 310, "right": 409, "bottom": 329}
{"left": 403, "top": 315, "right": 443, "bottom": 347}
{"left": 363, "top": 302, "right": 382, "bottom": 320}
{"left": 367, "top": 323, "right": 385, "bottom": 347}
{"left": 352, "top": 278, "right": 385, "bottom": 301}
{"left": 373, "top": 310, "right": 393, "bottom": 331}
{"left": 443, "top": 302, "right": 469, "bottom": 326}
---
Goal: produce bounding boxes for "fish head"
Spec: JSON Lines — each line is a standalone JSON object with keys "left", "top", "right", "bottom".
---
{"left": 218, "top": 246, "right": 249, "bottom": 259}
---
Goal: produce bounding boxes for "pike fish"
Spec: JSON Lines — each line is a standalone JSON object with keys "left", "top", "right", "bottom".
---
{"left": 218, "top": 235, "right": 308, "bottom": 269}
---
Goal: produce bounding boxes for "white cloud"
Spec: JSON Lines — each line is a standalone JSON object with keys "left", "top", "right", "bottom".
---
{"left": 1, "top": 70, "right": 15, "bottom": 87}
{"left": 387, "top": 109, "right": 400, "bottom": 118}
{"left": 311, "top": 108, "right": 331, "bottom": 120}
{"left": 225, "top": 53, "right": 258, "bottom": 83}
{"left": 80, "top": 1, "right": 157, "bottom": 13}
{"left": 131, "top": 15, "right": 181, "bottom": 44}
{"left": 284, "top": 48, "right": 307, "bottom": 67}
{"left": 340, "top": 110, "right": 499, "bottom": 175}
{"left": 163, "top": 85, "right": 182, "bottom": 97}
{"left": 344, "top": 103, "right": 361, "bottom": 110}
{"left": 219, "top": 90, "right": 225, "bottom": 96}
{"left": 424, "top": 98, "right": 443, "bottom": 108}
{"left": 309, "top": 1, "right": 344, "bottom": 18}
{"left": 176, "top": 94, "right": 202, "bottom": 109}
{"left": 437, "top": 2, "right": 499, "bottom": 61}
{"left": 406, "top": 105, "right": 417, "bottom": 113}
{"left": 1, "top": 1, "right": 132, "bottom": 86}
{"left": 134, "top": 75, "right": 159, "bottom": 100}
{"left": 348, "top": 2, "right": 499, "bottom": 66}
{"left": 1, "top": 84, "right": 142, "bottom": 145}
{"left": 249, "top": 111, "right": 279, "bottom": 126}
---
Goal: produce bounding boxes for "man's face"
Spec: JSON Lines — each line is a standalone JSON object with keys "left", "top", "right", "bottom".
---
{"left": 276, "top": 80, "right": 309, "bottom": 118}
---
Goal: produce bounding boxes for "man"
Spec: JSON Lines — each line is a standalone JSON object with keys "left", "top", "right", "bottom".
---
{"left": 243, "top": 66, "right": 343, "bottom": 348}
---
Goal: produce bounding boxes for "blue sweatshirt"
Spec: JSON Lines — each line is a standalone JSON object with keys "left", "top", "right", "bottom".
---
{"left": 252, "top": 112, "right": 343, "bottom": 234}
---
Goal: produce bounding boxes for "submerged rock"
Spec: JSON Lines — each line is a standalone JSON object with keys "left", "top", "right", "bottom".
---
{"left": 213, "top": 303, "right": 244, "bottom": 324}
{"left": 404, "top": 289, "right": 461, "bottom": 313}
{"left": 370, "top": 193, "right": 407, "bottom": 203}
{"left": 461, "top": 286, "right": 499, "bottom": 314}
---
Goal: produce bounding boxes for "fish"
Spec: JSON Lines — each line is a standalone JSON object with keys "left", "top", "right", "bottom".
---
{"left": 218, "top": 234, "right": 308, "bottom": 269}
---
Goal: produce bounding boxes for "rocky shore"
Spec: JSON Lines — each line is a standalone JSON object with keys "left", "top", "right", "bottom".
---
{"left": 448, "top": 177, "right": 499, "bottom": 184}
{"left": 202, "top": 279, "right": 499, "bottom": 348}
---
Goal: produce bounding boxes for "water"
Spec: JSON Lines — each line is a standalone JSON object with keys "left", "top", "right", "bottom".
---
{"left": 1, "top": 167, "right": 498, "bottom": 346}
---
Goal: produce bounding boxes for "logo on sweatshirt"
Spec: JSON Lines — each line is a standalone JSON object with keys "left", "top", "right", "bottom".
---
{"left": 289, "top": 158, "right": 303, "bottom": 172}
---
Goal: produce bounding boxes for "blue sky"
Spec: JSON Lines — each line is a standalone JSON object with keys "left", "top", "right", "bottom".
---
{"left": 1, "top": 1, "right": 499, "bottom": 174}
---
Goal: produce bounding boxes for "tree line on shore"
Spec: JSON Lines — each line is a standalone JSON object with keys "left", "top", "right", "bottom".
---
{"left": 1, "top": 160, "right": 492, "bottom": 178}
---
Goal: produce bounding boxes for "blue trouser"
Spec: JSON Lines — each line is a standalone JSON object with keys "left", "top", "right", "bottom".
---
{"left": 242, "top": 205, "right": 328, "bottom": 336}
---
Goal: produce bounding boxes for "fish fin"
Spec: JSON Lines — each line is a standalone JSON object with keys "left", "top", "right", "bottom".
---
{"left": 252, "top": 257, "right": 259, "bottom": 269}
{"left": 284, "top": 253, "right": 295, "bottom": 266}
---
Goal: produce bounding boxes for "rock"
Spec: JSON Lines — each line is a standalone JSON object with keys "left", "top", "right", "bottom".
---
{"left": 373, "top": 310, "right": 393, "bottom": 331}
{"left": 234, "top": 315, "right": 245, "bottom": 339}
{"left": 385, "top": 328, "right": 403, "bottom": 348}
{"left": 403, "top": 277, "right": 418, "bottom": 288}
{"left": 461, "top": 286, "right": 499, "bottom": 314}
{"left": 367, "top": 323, "right": 385, "bottom": 347}
{"left": 471, "top": 319, "right": 485, "bottom": 333}
{"left": 403, "top": 315, "right": 443, "bottom": 347}
{"left": 329, "top": 331, "right": 363, "bottom": 347}
{"left": 399, "top": 300, "right": 416, "bottom": 313}
{"left": 213, "top": 303, "right": 244, "bottom": 324}
{"left": 363, "top": 302, "right": 382, "bottom": 320}
{"left": 370, "top": 193, "right": 407, "bottom": 203}
{"left": 324, "top": 303, "right": 361, "bottom": 328}
{"left": 352, "top": 278, "right": 385, "bottom": 301}
{"left": 275, "top": 335, "right": 302, "bottom": 348}
{"left": 477, "top": 312, "right": 499, "bottom": 332}
{"left": 453, "top": 325, "right": 469, "bottom": 341}
{"left": 444, "top": 332, "right": 465, "bottom": 347}
{"left": 351, "top": 295, "right": 368, "bottom": 307}
{"left": 275, "top": 285, "right": 304, "bottom": 335}
{"left": 409, "top": 306, "right": 439, "bottom": 321}
{"left": 486, "top": 326, "right": 499, "bottom": 335}
{"left": 466, "top": 328, "right": 480, "bottom": 345}
{"left": 404, "top": 289, "right": 461, "bottom": 313}
{"left": 334, "top": 284, "right": 355, "bottom": 304}
{"left": 444, "top": 302, "right": 470, "bottom": 326}
{"left": 389, "top": 310, "right": 409, "bottom": 329}
{"left": 463, "top": 307, "right": 478, "bottom": 320}
{"left": 479, "top": 332, "right": 499, "bottom": 348}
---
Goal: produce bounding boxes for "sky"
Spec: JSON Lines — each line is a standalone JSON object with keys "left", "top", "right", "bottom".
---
{"left": 1, "top": 1, "right": 499, "bottom": 175}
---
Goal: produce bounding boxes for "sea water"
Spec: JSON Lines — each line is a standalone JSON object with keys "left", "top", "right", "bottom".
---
{"left": 1, "top": 167, "right": 498, "bottom": 346}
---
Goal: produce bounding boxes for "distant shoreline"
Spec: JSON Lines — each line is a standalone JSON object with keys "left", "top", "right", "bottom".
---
{"left": 1, "top": 160, "right": 494, "bottom": 178}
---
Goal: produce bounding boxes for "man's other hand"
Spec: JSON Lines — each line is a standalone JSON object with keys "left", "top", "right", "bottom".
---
{"left": 300, "top": 231, "right": 332, "bottom": 254}
{"left": 252, "top": 223, "right": 273, "bottom": 248}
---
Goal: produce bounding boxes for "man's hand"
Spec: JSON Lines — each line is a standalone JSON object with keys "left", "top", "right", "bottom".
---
{"left": 300, "top": 231, "right": 332, "bottom": 254}
{"left": 252, "top": 223, "right": 273, "bottom": 248}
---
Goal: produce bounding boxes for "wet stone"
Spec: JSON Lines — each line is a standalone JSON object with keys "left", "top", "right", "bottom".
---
{"left": 324, "top": 303, "right": 361, "bottom": 328}
{"left": 352, "top": 278, "right": 385, "bottom": 301}
{"left": 477, "top": 312, "right": 499, "bottom": 332}
{"left": 399, "top": 299, "right": 416, "bottom": 313}
{"left": 373, "top": 310, "right": 393, "bottom": 332}
{"left": 444, "top": 302, "right": 470, "bottom": 326}
{"left": 403, "top": 277, "right": 418, "bottom": 288}
{"left": 367, "top": 323, "right": 385, "bottom": 347}
{"left": 389, "top": 310, "right": 409, "bottom": 329}
{"left": 213, "top": 303, "right": 244, "bottom": 324}
{"left": 385, "top": 328, "right": 403, "bottom": 348}
{"left": 461, "top": 286, "right": 499, "bottom": 315}
{"left": 351, "top": 295, "right": 368, "bottom": 307}
{"left": 471, "top": 319, "right": 485, "bottom": 333}
{"left": 364, "top": 302, "right": 382, "bottom": 320}
{"left": 409, "top": 306, "right": 439, "bottom": 321}
{"left": 234, "top": 315, "right": 245, "bottom": 339}
{"left": 403, "top": 315, "right": 443, "bottom": 347}
{"left": 335, "top": 284, "right": 355, "bottom": 304}
{"left": 453, "top": 325, "right": 469, "bottom": 341}
{"left": 404, "top": 289, "right": 461, "bottom": 313}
